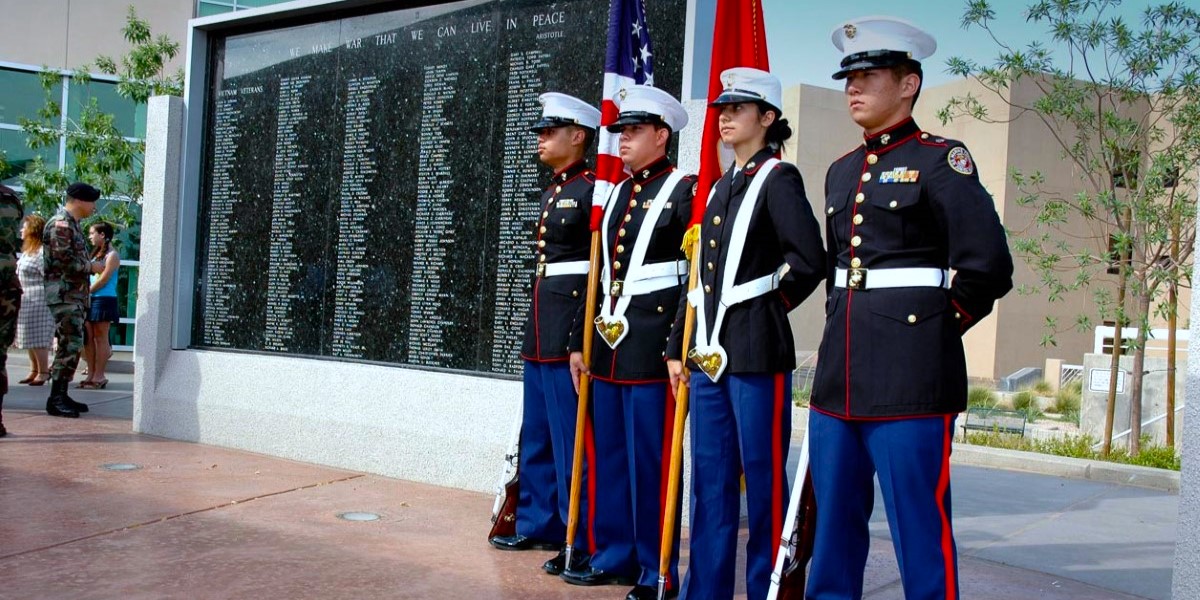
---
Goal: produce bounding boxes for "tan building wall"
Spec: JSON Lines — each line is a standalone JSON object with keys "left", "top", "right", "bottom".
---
{"left": 0, "top": 0, "right": 191, "bottom": 71}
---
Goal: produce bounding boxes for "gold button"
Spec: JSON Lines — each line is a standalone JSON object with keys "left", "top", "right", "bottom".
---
{"left": 543, "top": 211, "right": 549, "bottom": 218}
{"left": 850, "top": 257, "right": 862, "bottom": 268}
{"left": 861, "top": 172, "right": 871, "bottom": 182}
{"left": 853, "top": 214, "right": 863, "bottom": 225}
{"left": 704, "top": 285, "right": 712, "bottom": 293}
{"left": 616, "top": 245, "right": 625, "bottom": 253}
{"left": 555, "top": 186, "right": 562, "bottom": 194}
{"left": 867, "top": 154, "right": 878, "bottom": 165}
{"left": 538, "top": 240, "right": 546, "bottom": 248}
{"left": 850, "top": 235, "right": 862, "bottom": 247}
{"left": 889, "top": 200, "right": 898, "bottom": 209}
{"left": 539, "top": 226, "right": 547, "bottom": 234}
{"left": 954, "top": 312, "right": 962, "bottom": 319}
{"left": 629, "top": 199, "right": 637, "bottom": 208}
{"left": 614, "top": 261, "right": 622, "bottom": 270}
{"left": 634, "top": 184, "right": 643, "bottom": 193}
{"left": 572, "top": 290, "right": 579, "bottom": 297}
{"left": 624, "top": 214, "right": 632, "bottom": 223}
{"left": 713, "top": 216, "right": 722, "bottom": 225}
{"left": 907, "top": 314, "right": 917, "bottom": 324}
{"left": 707, "top": 262, "right": 714, "bottom": 271}
{"left": 539, "top": 254, "right": 547, "bottom": 262}
{"left": 657, "top": 306, "right": 664, "bottom": 313}
{"left": 921, "top": 132, "right": 930, "bottom": 139}
{"left": 619, "top": 228, "right": 627, "bottom": 237}
{"left": 827, "top": 206, "right": 834, "bottom": 214}
{"left": 855, "top": 193, "right": 865, "bottom": 203}
{"left": 709, "top": 239, "right": 717, "bottom": 248}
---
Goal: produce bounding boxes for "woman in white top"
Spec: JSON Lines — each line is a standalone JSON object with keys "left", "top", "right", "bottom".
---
{"left": 15, "top": 215, "right": 54, "bottom": 385}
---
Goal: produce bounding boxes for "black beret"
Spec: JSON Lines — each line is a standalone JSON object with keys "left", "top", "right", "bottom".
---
{"left": 66, "top": 182, "right": 100, "bottom": 202}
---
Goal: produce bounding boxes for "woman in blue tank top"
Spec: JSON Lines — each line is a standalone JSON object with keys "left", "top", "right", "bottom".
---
{"left": 81, "top": 221, "right": 120, "bottom": 389}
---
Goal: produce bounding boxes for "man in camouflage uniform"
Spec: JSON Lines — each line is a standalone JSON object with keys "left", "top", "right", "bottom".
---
{"left": 43, "top": 182, "right": 102, "bottom": 418}
{"left": 0, "top": 183, "right": 23, "bottom": 437}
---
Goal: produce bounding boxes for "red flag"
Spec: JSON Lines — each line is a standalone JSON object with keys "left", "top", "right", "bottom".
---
{"left": 692, "top": 0, "right": 770, "bottom": 227}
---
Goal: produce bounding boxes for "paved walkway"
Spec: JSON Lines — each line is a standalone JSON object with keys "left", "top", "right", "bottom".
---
{"left": 0, "top": 364, "right": 1177, "bottom": 599}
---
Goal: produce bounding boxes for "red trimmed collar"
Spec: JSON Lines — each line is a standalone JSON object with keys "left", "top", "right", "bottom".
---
{"left": 863, "top": 117, "right": 921, "bottom": 152}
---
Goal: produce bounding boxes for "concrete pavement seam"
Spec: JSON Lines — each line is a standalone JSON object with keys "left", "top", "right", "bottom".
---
{"left": 0, "top": 473, "right": 366, "bottom": 562}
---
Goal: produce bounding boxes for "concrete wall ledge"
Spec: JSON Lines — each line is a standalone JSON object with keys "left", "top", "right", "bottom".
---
{"left": 952, "top": 443, "right": 1180, "bottom": 493}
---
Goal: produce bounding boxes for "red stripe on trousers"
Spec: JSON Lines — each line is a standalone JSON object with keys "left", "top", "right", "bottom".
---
{"left": 772, "top": 373, "right": 785, "bottom": 558}
{"left": 585, "top": 413, "right": 598, "bottom": 553}
{"left": 936, "top": 414, "right": 957, "bottom": 599}
{"left": 658, "top": 384, "right": 677, "bottom": 590}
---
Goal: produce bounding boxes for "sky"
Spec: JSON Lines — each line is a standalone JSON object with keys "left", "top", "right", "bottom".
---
{"left": 755, "top": 0, "right": 1170, "bottom": 90}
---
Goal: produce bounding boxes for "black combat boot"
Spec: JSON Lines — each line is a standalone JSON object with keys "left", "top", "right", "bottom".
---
{"left": 67, "top": 386, "right": 88, "bottom": 413}
{"left": 45, "top": 380, "right": 79, "bottom": 418}
{"left": 0, "top": 394, "right": 7, "bottom": 437}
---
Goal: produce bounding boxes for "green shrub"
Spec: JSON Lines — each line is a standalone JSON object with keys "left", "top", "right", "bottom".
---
{"left": 962, "top": 431, "right": 1181, "bottom": 471}
{"left": 968, "top": 386, "right": 998, "bottom": 408}
{"left": 1031, "top": 379, "right": 1054, "bottom": 395}
{"left": 793, "top": 387, "right": 811, "bottom": 407}
{"left": 1011, "top": 390, "right": 1036, "bottom": 411}
{"left": 1053, "top": 381, "right": 1082, "bottom": 414}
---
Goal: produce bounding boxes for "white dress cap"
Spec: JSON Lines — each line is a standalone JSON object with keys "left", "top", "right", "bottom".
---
{"left": 530, "top": 92, "right": 602, "bottom": 132}
{"left": 607, "top": 85, "right": 689, "bottom": 133}
{"left": 829, "top": 16, "right": 937, "bottom": 80}
{"left": 710, "top": 67, "right": 783, "bottom": 113}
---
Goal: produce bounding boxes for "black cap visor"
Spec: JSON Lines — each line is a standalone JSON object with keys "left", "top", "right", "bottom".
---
{"left": 605, "top": 111, "right": 669, "bottom": 133}
{"left": 832, "top": 50, "right": 916, "bottom": 80}
{"left": 529, "top": 116, "right": 590, "bottom": 133}
{"left": 709, "top": 91, "right": 782, "bottom": 115}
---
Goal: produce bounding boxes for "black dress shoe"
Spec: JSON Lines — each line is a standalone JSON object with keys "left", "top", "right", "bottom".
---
{"left": 488, "top": 534, "right": 560, "bottom": 551}
{"left": 560, "top": 565, "right": 637, "bottom": 587}
{"left": 543, "top": 549, "right": 590, "bottom": 575}
{"left": 626, "top": 584, "right": 677, "bottom": 600}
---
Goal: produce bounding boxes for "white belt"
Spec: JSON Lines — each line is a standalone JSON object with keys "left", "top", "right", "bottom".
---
{"left": 611, "top": 259, "right": 688, "bottom": 297}
{"left": 538, "top": 260, "right": 590, "bottom": 278}
{"left": 833, "top": 267, "right": 949, "bottom": 290}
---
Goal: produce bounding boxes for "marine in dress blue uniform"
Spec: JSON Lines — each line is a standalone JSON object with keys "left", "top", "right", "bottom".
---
{"left": 808, "top": 17, "right": 1014, "bottom": 600}
{"left": 562, "top": 86, "right": 693, "bottom": 600}
{"left": 490, "top": 93, "right": 600, "bottom": 576}
{"left": 665, "top": 68, "right": 826, "bottom": 600}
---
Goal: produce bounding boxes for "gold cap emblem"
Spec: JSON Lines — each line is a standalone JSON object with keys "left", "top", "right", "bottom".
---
{"left": 844, "top": 24, "right": 857, "bottom": 39}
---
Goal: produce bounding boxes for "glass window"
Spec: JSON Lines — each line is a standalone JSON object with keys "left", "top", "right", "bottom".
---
{"left": 0, "top": 128, "right": 59, "bottom": 186}
{"left": 237, "top": 0, "right": 292, "bottom": 7}
{"left": 67, "top": 80, "right": 142, "bottom": 139}
{"left": 198, "top": 1, "right": 235, "bottom": 16}
{"left": 0, "top": 68, "right": 62, "bottom": 125}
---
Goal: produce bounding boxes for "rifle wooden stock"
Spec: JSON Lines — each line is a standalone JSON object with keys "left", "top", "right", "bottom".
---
{"left": 767, "top": 434, "right": 817, "bottom": 600}
{"left": 565, "top": 231, "right": 602, "bottom": 553}
{"left": 657, "top": 236, "right": 701, "bottom": 597}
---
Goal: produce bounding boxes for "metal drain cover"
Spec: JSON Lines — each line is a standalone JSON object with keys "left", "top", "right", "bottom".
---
{"left": 101, "top": 463, "right": 142, "bottom": 471}
{"left": 337, "top": 511, "right": 381, "bottom": 522}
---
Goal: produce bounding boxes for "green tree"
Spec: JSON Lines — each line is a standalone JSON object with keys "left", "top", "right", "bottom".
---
{"left": 17, "top": 5, "right": 183, "bottom": 249}
{"left": 940, "top": 0, "right": 1200, "bottom": 455}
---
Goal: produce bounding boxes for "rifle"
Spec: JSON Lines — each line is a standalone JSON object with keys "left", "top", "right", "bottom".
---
{"left": 488, "top": 407, "right": 522, "bottom": 540}
{"left": 766, "top": 432, "right": 817, "bottom": 600}
{"left": 564, "top": 230, "right": 602, "bottom": 568}
{"left": 656, "top": 234, "right": 700, "bottom": 600}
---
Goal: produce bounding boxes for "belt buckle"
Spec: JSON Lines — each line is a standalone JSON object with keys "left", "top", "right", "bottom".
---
{"left": 609, "top": 280, "right": 624, "bottom": 297}
{"left": 536, "top": 263, "right": 547, "bottom": 278}
{"left": 847, "top": 267, "right": 867, "bottom": 290}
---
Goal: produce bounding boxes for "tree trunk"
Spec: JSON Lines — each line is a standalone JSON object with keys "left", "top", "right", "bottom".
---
{"left": 1166, "top": 216, "right": 1180, "bottom": 448}
{"left": 1128, "top": 289, "right": 1152, "bottom": 456}
{"left": 1101, "top": 267, "right": 1129, "bottom": 457}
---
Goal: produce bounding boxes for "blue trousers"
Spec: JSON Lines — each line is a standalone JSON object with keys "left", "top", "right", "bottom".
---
{"left": 806, "top": 410, "right": 959, "bottom": 600}
{"left": 590, "top": 379, "right": 681, "bottom": 588}
{"left": 681, "top": 372, "right": 792, "bottom": 600}
{"left": 517, "top": 360, "right": 591, "bottom": 549}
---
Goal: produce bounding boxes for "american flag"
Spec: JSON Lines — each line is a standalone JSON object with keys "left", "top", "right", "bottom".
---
{"left": 590, "top": 0, "right": 655, "bottom": 230}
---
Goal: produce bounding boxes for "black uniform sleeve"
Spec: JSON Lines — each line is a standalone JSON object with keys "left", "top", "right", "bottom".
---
{"left": 927, "top": 144, "right": 1014, "bottom": 333}
{"left": 663, "top": 176, "right": 696, "bottom": 361}
{"left": 768, "top": 164, "right": 826, "bottom": 310}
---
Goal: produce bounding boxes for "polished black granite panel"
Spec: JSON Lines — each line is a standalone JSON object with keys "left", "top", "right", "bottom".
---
{"left": 192, "top": 0, "right": 686, "bottom": 375}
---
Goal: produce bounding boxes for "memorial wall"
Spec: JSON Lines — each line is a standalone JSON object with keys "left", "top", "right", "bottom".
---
{"left": 191, "top": 0, "right": 685, "bottom": 375}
